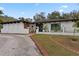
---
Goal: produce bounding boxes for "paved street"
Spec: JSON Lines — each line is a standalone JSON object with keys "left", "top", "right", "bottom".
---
{"left": 0, "top": 34, "right": 41, "bottom": 56}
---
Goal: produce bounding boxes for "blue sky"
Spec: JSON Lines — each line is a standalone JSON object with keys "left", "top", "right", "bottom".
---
{"left": 0, "top": 3, "right": 79, "bottom": 19}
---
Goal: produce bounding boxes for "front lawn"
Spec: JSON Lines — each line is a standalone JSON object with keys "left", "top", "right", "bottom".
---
{"left": 31, "top": 34, "right": 79, "bottom": 56}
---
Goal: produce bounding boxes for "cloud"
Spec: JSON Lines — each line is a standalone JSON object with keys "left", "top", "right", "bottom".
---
{"left": 59, "top": 5, "right": 68, "bottom": 13}
{"left": 61, "top": 5, "right": 68, "bottom": 8}
{"left": 0, "top": 7, "right": 4, "bottom": 10}
{"left": 59, "top": 9, "right": 64, "bottom": 12}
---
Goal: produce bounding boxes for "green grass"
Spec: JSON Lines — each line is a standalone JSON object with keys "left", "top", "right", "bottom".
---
{"left": 32, "top": 34, "right": 79, "bottom": 56}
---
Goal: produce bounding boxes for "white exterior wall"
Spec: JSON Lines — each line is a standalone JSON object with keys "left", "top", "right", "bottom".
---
{"left": 61, "top": 21, "right": 74, "bottom": 33}
{"left": 43, "top": 23, "right": 51, "bottom": 32}
{"left": 36, "top": 21, "right": 75, "bottom": 33}
{"left": 1, "top": 22, "right": 29, "bottom": 34}
{"left": 47, "top": 21, "right": 74, "bottom": 33}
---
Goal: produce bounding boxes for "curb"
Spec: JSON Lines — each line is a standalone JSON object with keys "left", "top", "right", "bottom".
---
{"left": 30, "top": 36, "right": 48, "bottom": 56}
{"left": 0, "top": 33, "right": 27, "bottom": 35}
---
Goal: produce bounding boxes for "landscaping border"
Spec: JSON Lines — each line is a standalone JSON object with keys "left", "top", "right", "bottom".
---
{"left": 30, "top": 36, "right": 48, "bottom": 56}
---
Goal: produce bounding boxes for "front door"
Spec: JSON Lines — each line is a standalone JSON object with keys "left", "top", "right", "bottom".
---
{"left": 39, "top": 24, "right": 43, "bottom": 32}
{"left": 36, "top": 23, "right": 43, "bottom": 32}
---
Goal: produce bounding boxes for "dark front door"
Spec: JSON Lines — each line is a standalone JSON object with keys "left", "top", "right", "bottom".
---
{"left": 36, "top": 23, "right": 43, "bottom": 32}
{"left": 39, "top": 24, "right": 43, "bottom": 32}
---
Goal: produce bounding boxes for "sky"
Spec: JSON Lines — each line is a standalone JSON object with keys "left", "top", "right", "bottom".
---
{"left": 0, "top": 3, "right": 79, "bottom": 19}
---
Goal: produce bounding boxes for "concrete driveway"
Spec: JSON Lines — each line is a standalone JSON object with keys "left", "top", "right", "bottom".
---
{"left": 0, "top": 34, "right": 41, "bottom": 56}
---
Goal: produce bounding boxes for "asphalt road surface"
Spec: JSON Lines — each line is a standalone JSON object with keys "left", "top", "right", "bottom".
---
{"left": 0, "top": 34, "right": 41, "bottom": 56}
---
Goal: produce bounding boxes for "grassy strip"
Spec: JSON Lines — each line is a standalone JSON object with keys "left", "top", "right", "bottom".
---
{"left": 31, "top": 36, "right": 48, "bottom": 56}
{"left": 32, "top": 34, "right": 79, "bottom": 56}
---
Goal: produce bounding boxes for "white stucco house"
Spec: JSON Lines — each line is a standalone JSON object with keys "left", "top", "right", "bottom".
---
{"left": 35, "top": 19, "right": 79, "bottom": 35}
{"left": 0, "top": 19, "right": 79, "bottom": 35}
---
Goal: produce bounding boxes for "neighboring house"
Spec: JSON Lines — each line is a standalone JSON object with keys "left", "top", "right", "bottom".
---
{"left": 0, "top": 19, "right": 79, "bottom": 34}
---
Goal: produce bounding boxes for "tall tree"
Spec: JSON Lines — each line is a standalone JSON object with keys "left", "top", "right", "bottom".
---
{"left": 0, "top": 10, "right": 3, "bottom": 31}
{"left": 0, "top": 10, "right": 4, "bottom": 22}
{"left": 62, "top": 13, "right": 71, "bottom": 19}
{"left": 18, "top": 17, "right": 29, "bottom": 21}
{"left": 47, "top": 11, "right": 61, "bottom": 19}
{"left": 26, "top": 18, "right": 32, "bottom": 22}
{"left": 70, "top": 10, "right": 79, "bottom": 19}
{"left": 19, "top": 17, "right": 25, "bottom": 21}
{"left": 33, "top": 12, "right": 46, "bottom": 21}
{"left": 0, "top": 15, "right": 17, "bottom": 22}
{"left": 0, "top": 10, "right": 4, "bottom": 16}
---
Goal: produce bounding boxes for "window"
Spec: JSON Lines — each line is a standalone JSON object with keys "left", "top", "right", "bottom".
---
{"left": 51, "top": 23, "right": 61, "bottom": 32}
